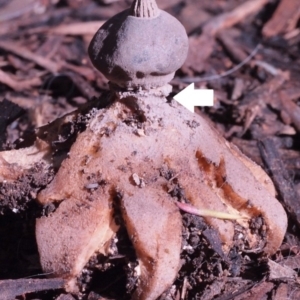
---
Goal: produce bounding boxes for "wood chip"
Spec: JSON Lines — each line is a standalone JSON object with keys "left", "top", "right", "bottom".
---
{"left": 234, "top": 281, "right": 274, "bottom": 300}
{"left": 262, "top": 0, "right": 300, "bottom": 37}
{"left": 0, "top": 278, "right": 65, "bottom": 300}
{"left": 201, "top": 279, "right": 225, "bottom": 300}
{"left": 0, "top": 69, "right": 42, "bottom": 91}
{"left": 202, "top": 0, "right": 269, "bottom": 36}
{"left": 231, "top": 78, "right": 244, "bottom": 100}
{"left": 0, "top": 40, "right": 95, "bottom": 84}
{"left": 56, "top": 293, "right": 76, "bottom": 300}
{"left": 274, "top": 283, "right": 288, "bottom": 300}
{"left": 217, "top": 30, "right": 248, "bottom": 63}
{"left": 202, "top": 228, "right": 227, "bottom": 261}
{"left": 280, "top": 92, "right": 300, "bottom": 132}
{"left": 0, "top": 98, "right": 24, "bottom": 149}
{"left": 50, "top": 21, "right": 105, "bottom": 36}
{"left": 183, "top": 0, "right": 269, "bottom": 73}
{"left": 279, "top": 255, "right": 300, "bottom": 270}
{"left": 268, "top": 259, "right": 297, "bottom": 281}
{"left": 258, "top": 138, "right": 300, "bottom": 229}
{"left": 0, "top": 40, "right": 60, "bottom": 73}
{"left": 0, "top": 0, "right": 37, "bottom": 22}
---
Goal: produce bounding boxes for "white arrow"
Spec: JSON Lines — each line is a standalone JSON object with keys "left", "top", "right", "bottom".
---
{"left": 173, "top": 83, "right": 214, "bottom": 112}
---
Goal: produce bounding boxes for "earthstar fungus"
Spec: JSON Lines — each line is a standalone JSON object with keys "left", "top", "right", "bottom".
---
{"left": 33, "top": 0, "right": 288, "bottom": 299}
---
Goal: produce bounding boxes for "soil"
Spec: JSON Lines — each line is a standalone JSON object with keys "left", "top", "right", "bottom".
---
{"left": 0, "top": 0, "right": 300, "bottom": 299}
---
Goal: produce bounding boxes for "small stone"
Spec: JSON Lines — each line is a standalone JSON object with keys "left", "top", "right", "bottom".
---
{"left": 132, "top": 173, "right": 141, "bottom": 186}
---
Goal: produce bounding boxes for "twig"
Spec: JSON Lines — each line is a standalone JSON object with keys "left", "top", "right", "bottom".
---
{"left": 0, "top": 69, "right": 42, "bottom": 91}
{"left": 0, "top": 278, "right": 65, "bottom": 300}
{"left": 0, "top": 40, "right": 95, "bottom": 81}
{"left": 182, "top": 0, "right": 269, "bottom": 74}
{"left": 181, "top": 277, "right": 189, "bottom": 300}
{"left": 0, "top": 40, "right": 60, "bottom": 73}
{"left": 0, "top": 0, "right": 37, "bottom": 22}
{"left": 180, "top": 44, "right": 261, "bottom": 83}
{"left": 50, "top": 21, "right": 105, "bottom": 36}
{"left": 258, "top": 138, "right": 300, "bottom": 229}
{"left": 202, "top": 0, "right": 269, "bottom": 36}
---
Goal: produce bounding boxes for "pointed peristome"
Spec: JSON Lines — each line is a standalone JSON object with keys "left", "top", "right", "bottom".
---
{"left": 130, "top": 0, "right": 160, "bottom": 18}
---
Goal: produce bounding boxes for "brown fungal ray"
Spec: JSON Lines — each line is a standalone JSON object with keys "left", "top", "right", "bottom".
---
{"left": 36, "top": 93, "right": 287, "bottom": 297}
{"left": 121, "top": 188, "right": 182, "bottom": 300}
{"left": 36, "top": 146, "right": 118, "bottom": 292}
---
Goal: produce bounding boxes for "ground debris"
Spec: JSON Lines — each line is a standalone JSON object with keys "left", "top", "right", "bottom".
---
{"left": 0, "top": 162, "right": 53, "bottom": 213}
{"left": 262, "top": 0, "right": 300, "bottom": 38}
{"left": 0, "top": 98, "right": 24, "bottom": 150}
{"left": 268, "top": 259, "right": 297, "bottom": 281}
{"left": 0, "top": 278, "right": 65, "bottom": 300}
{"left": 181, "top": 0, "right": 269, "bottom": 75}
{"left": 233, "top": 281, "right": 274, "bottom": 300}
{"left": 258, "top": 138, "right": 300, "bottom": 229}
